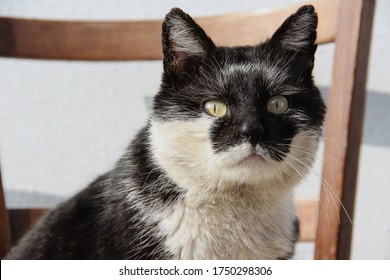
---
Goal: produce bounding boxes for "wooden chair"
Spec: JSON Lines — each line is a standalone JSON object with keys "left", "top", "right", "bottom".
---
{"left": 0, "top": 0, "right": 375, "bottom": 259}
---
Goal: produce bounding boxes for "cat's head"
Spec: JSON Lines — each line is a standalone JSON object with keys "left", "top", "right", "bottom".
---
{"left": 150, "top": 6, "right": 326, "bottom": 192}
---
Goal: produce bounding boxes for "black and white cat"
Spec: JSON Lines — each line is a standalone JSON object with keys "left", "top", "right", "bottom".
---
{"left": 6, "top": 5, "right": 325, "bottom": 260}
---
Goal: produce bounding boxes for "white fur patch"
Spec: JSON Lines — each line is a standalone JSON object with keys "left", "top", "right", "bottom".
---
{"left": 147, "top": 119, "right": 319, "bottom": 259}
{"left": 159, "top": 190, "right": 296, "bottom": 259}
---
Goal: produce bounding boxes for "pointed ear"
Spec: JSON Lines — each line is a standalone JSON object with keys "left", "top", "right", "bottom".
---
{"left": 271, "top": 5, "right": 318, "bottom": 53}
{"left": 162, "top": 8, "right": 215, "bottom": 75}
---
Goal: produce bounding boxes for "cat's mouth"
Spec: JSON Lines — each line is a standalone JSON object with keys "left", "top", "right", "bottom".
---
{"left": 236, "top": 151, "right": 267, "bottom": 166}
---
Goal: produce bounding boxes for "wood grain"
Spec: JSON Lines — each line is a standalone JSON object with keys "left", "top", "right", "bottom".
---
{"left": 0, "top": 0, "right": 339, "bottom": 60}
{"left": 314, "top": 0, "right": 375, "bottom": 260}
{"left": 0, "top": 170, "right": 11, "bottom": 259}
{"left": 0, "top": 18, "right": 163, "bottom": 60}
{"left": 296, "top": 199, "right": 318, "bottom": 242}
{"left": 8, "top": 209, "right": 48, "bottom": 246}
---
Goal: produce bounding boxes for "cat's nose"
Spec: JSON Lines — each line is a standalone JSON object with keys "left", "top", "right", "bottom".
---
{"left": 240, "top": 120, "right": 264, "bottom": 146}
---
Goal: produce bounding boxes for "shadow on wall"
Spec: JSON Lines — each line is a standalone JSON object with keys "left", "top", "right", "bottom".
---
{"left": 320, "top": 87, "right": 390, "bottom": 147}
{"left": 363, "top": 90, "right": 390, "bottom": 147}
{"left": 5, "top": 190, "right": 66, "bottom": 208}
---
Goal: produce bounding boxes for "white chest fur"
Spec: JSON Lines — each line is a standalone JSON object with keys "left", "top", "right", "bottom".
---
{"left": 148, "top": 119, "right": 311, "bottom": 259}
{"left": 157, "top": 188, "right": 297, "bottom": 260}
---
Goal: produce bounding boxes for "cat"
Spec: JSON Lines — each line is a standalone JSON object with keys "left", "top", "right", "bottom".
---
{"left": 5, "top": 5, "right": 325, "bottom": 260}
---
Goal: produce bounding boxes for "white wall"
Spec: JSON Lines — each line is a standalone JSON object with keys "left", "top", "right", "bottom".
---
{"left": 0, "top": 0, "right": 389, "bottom": 259}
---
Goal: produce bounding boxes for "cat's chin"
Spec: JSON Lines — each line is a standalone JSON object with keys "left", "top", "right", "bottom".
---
{"left": 211, "top": 143, "right": 271, "bottom": 170}
{"left": 234, "top": 151, "right": 267, "bottom": 166}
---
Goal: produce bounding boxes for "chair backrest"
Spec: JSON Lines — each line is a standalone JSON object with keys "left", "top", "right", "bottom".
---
{"left": 0, "top": 0, "right": 375, "bottom": 259}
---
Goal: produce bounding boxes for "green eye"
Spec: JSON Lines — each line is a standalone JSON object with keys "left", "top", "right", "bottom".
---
{"left": 267, "top": 96, "right": 288, "bottom": 114}
{"left": 204, "top": 99, "right": 227, "bottom": 117}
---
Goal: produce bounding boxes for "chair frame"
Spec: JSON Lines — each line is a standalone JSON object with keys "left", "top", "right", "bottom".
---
{"left": 0, "top": 0, "right": 375, "bottom": 259}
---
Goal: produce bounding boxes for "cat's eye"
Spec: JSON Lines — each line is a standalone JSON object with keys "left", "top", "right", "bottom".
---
{"left": 267, "top": 96, "right": 288, "bottom": 114}
{"left": 204, "top": 99, "right": 227, "bottom": 117}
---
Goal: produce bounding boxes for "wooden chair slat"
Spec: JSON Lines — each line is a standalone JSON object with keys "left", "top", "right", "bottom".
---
{"left": 0, "top": 170, "right": 11, "bottom": 259}
{"left": 0, "top": 18, "right": 163, "bottom": 60}
{"left": 315, "top": 0, "right": 376, "bottom": 260}
{"left": 8, "top": 209, "right": 48, "bottom": 246}
{"left": 296, "top": 200, "right": 318, "bottom": 242}
{"left": 0, "top": 0, "right": 339, "bottom": 61}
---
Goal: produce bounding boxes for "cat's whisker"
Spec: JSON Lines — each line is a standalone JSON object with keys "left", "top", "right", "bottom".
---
{"left": 316, "top": 196, "right": 332, "bottom": 243}
{"left": 275, "top": 154, "right": 335, "bottom": 237}
{"left": 282, "top": 151, "right": 353, "bottom": 225}
{"left": 274, "top": 142, "right": 339, "bottom": 163}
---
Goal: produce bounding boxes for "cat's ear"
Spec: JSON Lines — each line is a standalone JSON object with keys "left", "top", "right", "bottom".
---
{"left": 270, "top": 5, "right": 317, "bottom": 54}
{"left": 162, "top": 8, "right": 215, "bottom": 75}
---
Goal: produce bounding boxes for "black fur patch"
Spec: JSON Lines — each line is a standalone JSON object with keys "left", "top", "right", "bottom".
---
{"left": 278, "top": 218, "right": 300, "bottom": 260}
{"left": 6, "top": 171, "right": 175, "bottom": 259}
{"left": 123, "top": 125, "right": 182, "bottom": 204}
